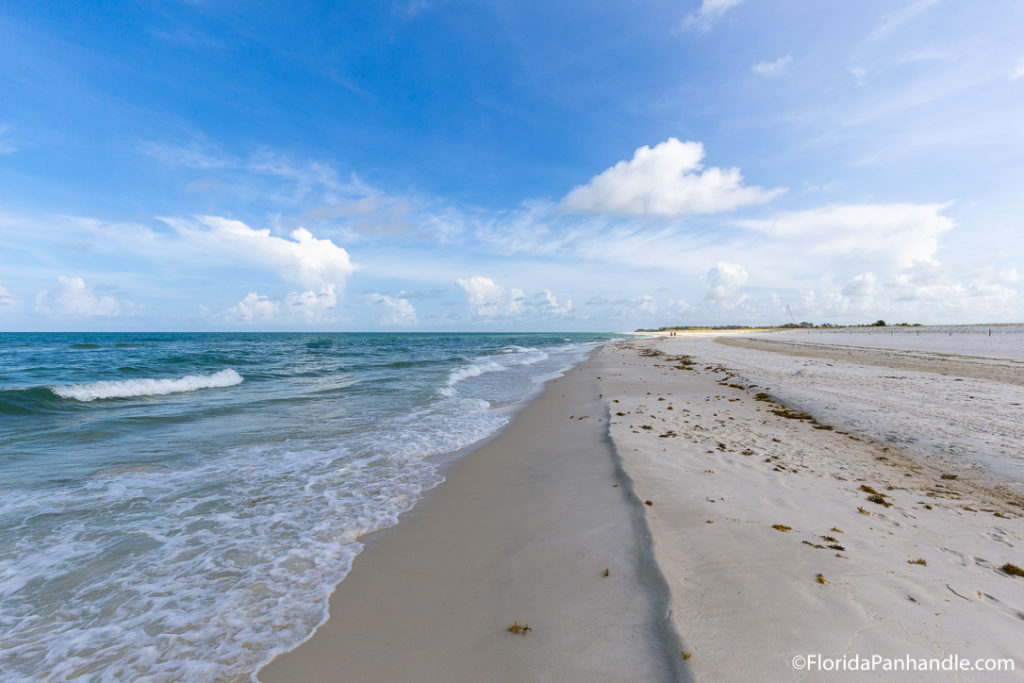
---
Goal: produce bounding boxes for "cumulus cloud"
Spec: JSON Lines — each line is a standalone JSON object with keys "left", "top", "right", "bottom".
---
{"left": 166, "top": 217, "right": 352, "bottom": 325}
{"left": 35, "top": 276, "right": 135, "bottom": 318}
{"left": 737, "top": 203, "right": 955, "bottom": 268}
{"left": 536, "top": 289, "right": 573, "bottom": 316}
{"left": 683, "top": 0, "right": 743, "bottom": 30}
{"left": 223, "top": 292, "right": 279, "bottom": 323}
{"left": 283, "top": 285, "right": 338, "bottom": 321}
{"left": 186, "top": 217, "right": 354, "bottom": 291}
{"left": 456, "top": 276, "right": 526, "bottom": 320}
{"left": 455, "top": 276, "right": 575, "bottom": 321}
{"left": 561, "top": 138, "right": 784, "bottom": 217}
{"left": 368, "top": 292, "right": 418, "bottom": 326}
{"left": 751, "top": 55, "right": 792, "bottom": 77}
{"left": 704, "top": 262, "right": 749, "bottom": 307}
{"left": 801, "top": 262, "right": 1019, "bottom": 322}
{"left": 220, "top": 285, "right": 338, "bottom": 324}
{"left": 0, "top": 283, "right": 18, "bottom": 306}
{"left": 842, "top": 272, "right": 880, "bottom": 298}
{"left": 666, "top": 298, "right": 691, "bottom": 315}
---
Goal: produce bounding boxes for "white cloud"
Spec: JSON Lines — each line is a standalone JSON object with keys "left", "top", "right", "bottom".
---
{"left": 863, "top": 0, "right": 941, "bottom": 46}
{"left": 561, "top": 138, "right": 784, "bottom": 217}
{"left": 751, "top": 55, "right": 792, "bottom": 78}
{"left": 704, "top": 262, "right": 749, "bottom": 306}
{"left": 456, "top": 276, "right": 526, "bottom": 320}
{"left": 219, "top": 285, "right": 338, "bottom": 324}
{"left": 455, "top": 277, "right": 575, "bottom": 321}
{"left": 174, "top": 217, "right": 354, "bottom": 292}
{"left": 666, "top": 298, "right": 691, "bottom": 315}
{"left": 584, "top": 294, "right": 658, "bottom": 318}
{"left": 368, "top": 292, "right": 418, "bottom": 326}
{"left": 223, "top": 292, "right": 279, "bottom": 323}
{"left": 737, "top": 203, "right": 955, "bottom": 268}
{"left": 842, "top": 272, "right": 880, "bottom": 298}
{"left": 536, "top": 289, "right": 573, "bottom": 316}
{"left": 799, "top": 262, "right": 1019, "bottom": 322}
{"left": 1011, "top": 61, "right": 1024, "bottom": 80}
{"left": 35, "top": 276, "right": 135, "bottom": 318}
{"left": 683, "top": 0, "right": 743, "bottom": 30}
{"left": 0, "top": 283, "right": 18, "bottom": 306}
{"left": 284, "top": 285, "right": 338, "bottom": 322}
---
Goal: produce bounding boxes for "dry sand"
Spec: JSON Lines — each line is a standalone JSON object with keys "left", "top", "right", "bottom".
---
{"left": 600, "top": 334, "right": 1023, "bottom": 681}
{"left": 260, "top": 332, "right": 1024, "bottom": 681}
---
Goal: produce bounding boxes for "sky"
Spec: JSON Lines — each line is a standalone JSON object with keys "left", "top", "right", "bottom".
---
{"left": 0, "top": 0, "right": 1021, "bottom": 331}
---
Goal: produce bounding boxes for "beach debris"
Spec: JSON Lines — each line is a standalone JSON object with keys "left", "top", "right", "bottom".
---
{"left": 681, "top": 650, "right": 692, "bottom": 660}
{"left": 1001, "top": 563, "right": 1024, "bottom": 577}
{"left": 908, "top": 558, "right": 927, "bottom": 566}
{"left": 771, "top": 524, "right": 792, "bottom": 532}
{"left": 603, "top": 568, "right": 610, "bottom": 577}
{"left": 644, "top": 500, "right": 654, "bottom": 506}
{"left": 941, "top": 473, "right": 958, "bottom": 480}
{"left": 507, "top": 620, "right": 532, "bottom": 635}
{"left": 830, "top": 526, "right": 844, "bottom": 533}
{"left": 860, "top": 485, "right": 892, "bottom": 507}
{"left": 816, "top": 573, "right": 828, "bottom": 584}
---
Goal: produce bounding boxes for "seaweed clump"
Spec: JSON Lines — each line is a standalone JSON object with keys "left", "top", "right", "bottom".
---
{"left": 507, "top": 620, "right": 533, "bottom": 634}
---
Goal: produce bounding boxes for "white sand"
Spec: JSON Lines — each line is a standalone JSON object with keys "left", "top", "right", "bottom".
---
{"left": 598, "top": 333, "right": 1024, "bottom": 680}
{"left": 259, "top": 329, "right": 1024, "bottom": 681}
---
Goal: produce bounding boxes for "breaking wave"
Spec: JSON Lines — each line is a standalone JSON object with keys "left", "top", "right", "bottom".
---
{"left": 52, "top": 369, "right": 244, "bottom": 401}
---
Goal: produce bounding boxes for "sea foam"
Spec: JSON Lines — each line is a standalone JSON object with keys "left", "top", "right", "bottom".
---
{"left": 52, "top": 368, "right": 243, "bottom": 401}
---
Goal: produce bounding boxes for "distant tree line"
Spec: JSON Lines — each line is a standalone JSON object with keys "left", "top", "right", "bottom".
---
{"left": 636, "top": 320, "right": 922, "bottom": 332}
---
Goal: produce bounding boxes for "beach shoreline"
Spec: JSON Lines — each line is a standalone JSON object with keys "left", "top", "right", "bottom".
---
{"left": 259, "top": 345, "right": 682, "bottom": 682}
{"left": 260, "top": 330, "right": 1024, "bottom": 681}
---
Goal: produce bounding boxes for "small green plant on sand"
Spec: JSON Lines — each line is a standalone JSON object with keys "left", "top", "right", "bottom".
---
{"left": 908, "top": 558, "right": 927, "bottom": 566}
{"left": 507, "top": 620, "right": 532, "bottom": 634}
{"left": 681, "top": 651, "right": 692, "bottom": 660}
{"left": 1001, "top": 563, "right": 1024, "bottom": 577}
{"left": 816, "top": 573, "right": 828, "bottom": 584}
{"left": 603, "top": 568, "right": 610, "bottom": 577}
{"left": 772, "top": 524, "right": 792, "bottom": 532}
{"left": 858, "top": 506, "right": 870, "bottom": 515}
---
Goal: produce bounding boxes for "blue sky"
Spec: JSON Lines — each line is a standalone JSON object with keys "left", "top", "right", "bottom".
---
{"left": 0, "top": 0, "right": 1021, "bottom": 331}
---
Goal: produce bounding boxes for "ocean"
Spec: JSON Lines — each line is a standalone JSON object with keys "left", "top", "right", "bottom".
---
{"left": 0, "top": 332, "right": 614, "bottom": 680}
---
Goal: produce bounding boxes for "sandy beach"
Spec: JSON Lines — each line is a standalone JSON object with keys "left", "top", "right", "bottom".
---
{"left": 260, "top": 328, "right": 1024, "bottom": 681}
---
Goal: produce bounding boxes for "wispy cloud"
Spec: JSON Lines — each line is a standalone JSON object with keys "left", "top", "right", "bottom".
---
{"left": 0, "top": 282, "right": 19, "bottom": 307}
{"left": 862, "top": 0, "right": 942, "bottom": 47}
{"left": 682, "top": 0, "right": 744, "bottom": 31}
{"left": 751, "top": 55, "right": 792, "bottom": 78}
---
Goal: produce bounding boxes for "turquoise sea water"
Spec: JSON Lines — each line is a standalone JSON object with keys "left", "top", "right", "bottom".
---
{"left": 0, "top": 332, "right": 614, "bottom": 680}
